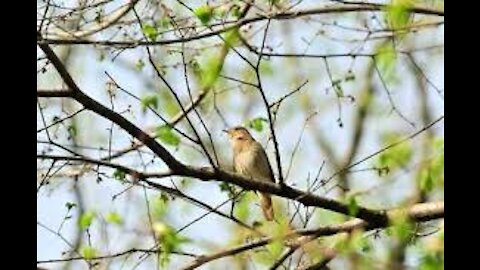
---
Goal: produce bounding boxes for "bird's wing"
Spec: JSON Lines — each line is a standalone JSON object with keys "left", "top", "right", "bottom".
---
{"left": 253, "top": 142, "right": 276, "bottom": 183}
{"left": 232, "top": 154, "right": 237, "bottom": 173}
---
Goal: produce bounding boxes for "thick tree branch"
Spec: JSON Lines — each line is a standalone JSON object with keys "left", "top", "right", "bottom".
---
{"left": 37, "top": 154, "right": 258, "bottom": 232}
{"left": 38, "top": 34, "right": 187, "bottom": 172}
{"left": 37, "top": 33, "right": 406, "bottom": 226}
{"left": 181, "top": 201, "right": 443, "bottom": 270}
{"left": 37, "top": 89, "right": 73, "bottom": 97}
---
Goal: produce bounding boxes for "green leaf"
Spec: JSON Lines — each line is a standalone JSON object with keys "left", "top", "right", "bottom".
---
{"left": 153, "top": 222, "right": 190, "bottom": 267}
{"left": 140, "top": 94, "right": 158, "bottom": 112}
{"left": 231, "top": 4, "right": 241, "bottom": 18}
{"left": 157, "top": 18, "right": 170, "bottom": 28}
{"left": 136, "top": 59, "right": 145, "bottom": 70}
{"left": 375, "top": 42, "right": 397, "bottom": 84}
{"left": 105, "top": 211, "right": 123, "bottom": 225}
{"left": 376, "top": 133, "right": 412, "bottom": 171}
{"left": 266, "top": 239, "right": 284, "bottom": 260}
{"left": 247, "top": 117, "right": 268, "bottom": 132}
{"left": 389, "top": 213, "right": 414, "bottom": 243}
{"left": 419, "top": 168, "right": 434, "bottom": 192}
{"left": 348, "top": 229, "right": 369, "bottom": 253}
{"left": 81, "top": 245, "right": 98, "bottom": 260}
{"left": 155, "top": 125, "right": 180, "bottom": 146}
{"left": 79, "top": 211, "right": 96, "bottom": 230}
{"left": 152, "top": 194, "right": 169, "bottom": 219}
{"left": 433, "top": 137, "right": 444, "bottom": 151}
{"left": 234, "top": 192, "right": 253, "bottom": 220}
{"left": 347, "top": 196, "right": 359, "bottom": 216}
{"left": 194, "top": 5, "right": 214, "bottom": 25}
{"left": 67, "top": 125, "right": 77, "bottom": 138}
{"left": 199, "top": 54, "right": 223, "bottom": 89}
{"left": 113, "top": 169, "right": 126, "bottom": 181}
{"left": 420, "top": 252, "right": 444, "bottom": 270}
{"left": 255, "top": 218, "right": 288, "bottom": 264}
{"left": 259, "top": 61, "right": 274, "bottom": 76}
{"left": 142, "top": 24, "right": 158, "bottom": 41}
{"left": 159, "top": 90, "right": 180, "bottom": 117}
{"left": 224, "top": 28, "right": 240, "bottom": 48}
{"left": 219, "top": 182, "right": 237, "bottom": 198}
{"left": 387, "top": 0, "right": 413, "bottom": 30}
{"left": 219, "top": 182, "right": 231, "bottom": 192}
{"left": 213, "top": 6, "right": 228, "bottom": 19}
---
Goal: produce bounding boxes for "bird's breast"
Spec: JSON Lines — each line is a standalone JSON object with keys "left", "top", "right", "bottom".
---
{"left": 234, "top": 146, "right": 271, "bottom": 181}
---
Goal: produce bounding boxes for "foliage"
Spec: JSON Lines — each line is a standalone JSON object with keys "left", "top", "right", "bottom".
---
{"left": 79, "top": 211, "right": 96, "bottom": 230}
{"left": 376, "top": 132, "right": 413, "bottom": 172}
{"left": 37, "top": 0, "right": 444, "bottom": 268}
{"left": 155, "top": 125, "right": 180, "bottom": 146}
{"left": 246, "top": 117, "right": 268, "bottom": 132}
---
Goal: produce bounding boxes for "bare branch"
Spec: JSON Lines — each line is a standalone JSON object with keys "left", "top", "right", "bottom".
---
{"left": 38, "top": 4, "right": 444, "bottom": 46}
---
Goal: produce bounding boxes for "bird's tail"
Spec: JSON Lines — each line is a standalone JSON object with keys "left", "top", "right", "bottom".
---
{"left": 259, "top": 193, "right": 274, "bottom": 221}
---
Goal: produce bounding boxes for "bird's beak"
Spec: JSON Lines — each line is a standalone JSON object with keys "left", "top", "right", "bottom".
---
{"left": 222, "top": 129, "right": 229, "bottom": 134}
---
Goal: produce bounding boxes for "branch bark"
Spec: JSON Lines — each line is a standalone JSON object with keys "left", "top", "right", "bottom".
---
{"left": 37, "top": 33, "right": 389, "bottom": 224}
{"left": 43, "top": 0, "right": 140, "bottom": 39}
{"left": 181, "top": 201, "right": 444, "bottom": 270}
{"left": 37, "top": 4, "right": 444, "bottom": 46}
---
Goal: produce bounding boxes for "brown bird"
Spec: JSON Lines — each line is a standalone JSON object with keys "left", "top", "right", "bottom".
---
{"left": 224, "top": 126, "right": 275, "bottom": 221}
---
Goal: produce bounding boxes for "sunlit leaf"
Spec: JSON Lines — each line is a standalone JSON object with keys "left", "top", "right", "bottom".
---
{"left": 231, "top": 4, "right": 241, "bottom": 18}
{"left": 81, "top": 245, "right": 98, "bottom": 260}
{"left": 387, "top": 0, "right": 414, "bottom": 30}
{"left": 159, "top": 90, "right": 180, "bottom": 117}
{"left": 155, "top": 125, "right": 180, "bottom": 146}
{"left": 142, "top": 24, "right": 158, "bottom": 41}
{"left": 199, "top": 54, "right": 223, "bottom": 89}
{"left": 224, "top": 28, "right": 240, "bottom": 48}
{"left": 255, "top": 217, "right": 288, "bottom": 265}
{"left": 419, "top": 168, "right": 434, "bottom": 192}
{"left": 420, "top": 252, "right": 444, "bottom": 270}
{"left": 153, "top": 222, "right": 190, "bottom": 267}
{"left": 260, "top": 61, "right": 274, "bottom": 76}
{"left": 136, "top": 59, "right": 145, "bottom": 70}
{"left": 157, "top": 18, "right": 170, "bottom": 28}
{"left": 375, "top": 42, "right": 397, "bottom": 84}
{"left": 266, "top": 240, "right": 284, "bottom": 260}
{"left": 140, "top": 94, "right": 158, "bottom": 112}
{"left": 347, "top": 196, "right": 359, "bottom": 216}
{"left": 234, "top": 192, "right": 253, "bottom": 220}
{"left": 376, "top": 133, "right": 412, "bottom": 171}
{"left": 194, "top": 4, "right": 213, "bottom": 25}
{"left": 152, "top": 193, "right": 169, "bottom": 219}
{"left": 79, "top": 211, "right": 96, "bottom": 230}
{"left": 113, "top": 169, "right": 126, "bottom": 181}
{"left": 388, "top": 211, "right": 414, "bottom": 243}
{"left": 247, "top": 117, "right": 268, "bottom": 132}
{"left": 105, "top": 211, "right": 123, "bottom": 225}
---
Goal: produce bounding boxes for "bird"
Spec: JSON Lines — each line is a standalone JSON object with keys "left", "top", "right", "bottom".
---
{"left": 223, "top": 126, "right": 275, "bottom": 221}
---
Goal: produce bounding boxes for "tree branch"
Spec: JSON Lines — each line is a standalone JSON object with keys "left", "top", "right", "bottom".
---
{"left": 180, "top": 201, "right": 443, "bottom": 270}
{"left": 37, "top": 33, "right": 404, "bottom": 226}
{"left": 37, "top": 4, "right": 444, "bottom": 46}
{"left": 37, "top": 89, "right": 73, "bottom": 97}
{"left": 43, "top": 0, "right": 140, "bottom": 39}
